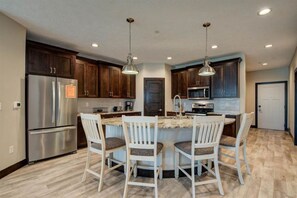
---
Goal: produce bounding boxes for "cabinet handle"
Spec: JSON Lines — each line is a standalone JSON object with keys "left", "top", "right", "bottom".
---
{"left": 111, "top": 91, "right": 113, "bottom": 97}
{"left": 86, "top": 90, "right": 89, "bottom": 96}
{"left": 50, "top": 67, "right": 53, "bottom": 73}
{"left": 84, "top": 90, "right": 87, "bottom": 96}
{"left": 53, "top": 67, "right": 56, "bottom": 74}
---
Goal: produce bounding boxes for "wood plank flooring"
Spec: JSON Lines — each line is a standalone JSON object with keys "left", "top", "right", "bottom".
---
{"left": 1, "top": 128, "right": 297, "bottom": 198}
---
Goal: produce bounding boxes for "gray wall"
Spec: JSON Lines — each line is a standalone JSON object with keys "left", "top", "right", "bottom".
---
{"left": 0, "top": 13, "right": 26, "bottom": 171}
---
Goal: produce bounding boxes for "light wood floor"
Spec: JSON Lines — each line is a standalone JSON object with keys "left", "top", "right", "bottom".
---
{"left": 1, "top": 128, "right": 297, "bottom": 198}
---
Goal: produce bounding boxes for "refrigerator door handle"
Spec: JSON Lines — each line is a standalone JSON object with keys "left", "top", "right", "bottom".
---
{"left": 52, "top": 81, "right": 56, "bottom": 123}
{"left": 57, "top": 81, "right": 61, "bottom": 123}
{"left": 29, "top": 126, "right": 76, "bottom": 135}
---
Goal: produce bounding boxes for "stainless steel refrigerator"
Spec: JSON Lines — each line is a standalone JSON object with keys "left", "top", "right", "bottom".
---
{"left": 27, "top": 75, "right": 78, "bottom": 162}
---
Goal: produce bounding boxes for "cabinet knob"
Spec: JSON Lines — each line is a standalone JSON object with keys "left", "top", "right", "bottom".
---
{"left": 50, "top": 67, "right": 53, "bottom": 73}
{"left": 53, "top": 67, "right": 56, "bottom": 74}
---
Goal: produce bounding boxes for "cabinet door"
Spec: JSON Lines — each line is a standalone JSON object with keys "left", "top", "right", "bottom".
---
{"left": 53, "top": 53, "right": 75, "bottom": 78}
{"left": 171, "top": 72, "right": 179, "bottom": 98}
{"left": 99, "top": 65, "right": 110, "bottom": 98}
{"left": 129, "top": 75, "right": 136, "bottom": 99}
{"left": 224, "top": 61, "right": 239, "bottom": 97}
{"left": 179, "top": 70, "right": 188, "bottom": 98}
{"left": 74, "top": 60, "right": 86, "bottom": 97}
{"left": 121, "top": 74, "right": 128, "bottom": 98}
{"left": 187, "top": 68, "right": 199, "bottom": 87}
{"left": 211, "top": 65, "right": 224, "bottom": 98}
{"left": 199, "top": 75, "right": 210, "bottom": 87}
{"left": 85, "top": 63, "right": 98, "bottom": 97}
{"left": 109, "top": 66, "right": 121, "bottom": 98}
{"left": 26, "top": 47, "right": 52, "bottom": 75}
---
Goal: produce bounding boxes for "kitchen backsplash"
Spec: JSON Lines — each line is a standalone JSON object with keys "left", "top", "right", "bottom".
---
{"left": 178, "top": 98, "right": 240, "bottom": 113}
{"left": 78, "top": 98, "right": 135, "bottom": 113}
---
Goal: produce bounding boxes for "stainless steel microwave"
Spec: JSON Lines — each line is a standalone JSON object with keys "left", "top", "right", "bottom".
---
{"left": 187, "top": 87, "right": 210, "bottom": 100}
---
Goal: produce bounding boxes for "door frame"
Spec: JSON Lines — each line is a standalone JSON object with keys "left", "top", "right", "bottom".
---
{"left": 294, "top": 69, "right": 297, "bottom": 145}
{"left": 255, "top": 81, "right": 288, "bottom": 130}
{"left": 143, "top": 78, "right": 165, "bottom": 116}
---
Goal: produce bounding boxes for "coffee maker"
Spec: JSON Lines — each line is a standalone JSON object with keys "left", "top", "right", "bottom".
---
{"left": 125, "top": 101, "right": 134, "bottom": 111}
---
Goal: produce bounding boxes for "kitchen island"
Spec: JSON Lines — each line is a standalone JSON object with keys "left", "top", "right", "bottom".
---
{"left": 102, "top": 116, "right": 235, "bottom": 177}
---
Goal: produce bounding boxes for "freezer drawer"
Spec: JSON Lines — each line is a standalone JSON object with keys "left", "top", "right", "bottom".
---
{"left": 28, "top": 126, "right": 77, "bottom": 162}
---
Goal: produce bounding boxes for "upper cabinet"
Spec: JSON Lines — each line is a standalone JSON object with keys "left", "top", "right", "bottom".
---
{"left": 26, "top": 41, "right": 77, "bottom": 78}
{"left": 211, "top": 58, "right": 241, "bottom": 98}
{"left": 121, "top": 74, "right": 136, "bottom": 99}
{"left": 171, "top": 58, "right": 241, "bottom": 99}
{"left": 171, "top": 70, "right": 188, "bottom": 99}
{"left": 187, "top": 66, "right": 210, "bottom": 87}
{"left": 99, "top": 65, "right": 122, "bottom": 98}
{"left": 74, "top": 58, "right": 98, "bottom": 98}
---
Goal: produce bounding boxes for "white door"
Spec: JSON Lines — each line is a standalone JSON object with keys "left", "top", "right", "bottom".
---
{"left": 257, "top": 83, "right": 285, "bottom": 130}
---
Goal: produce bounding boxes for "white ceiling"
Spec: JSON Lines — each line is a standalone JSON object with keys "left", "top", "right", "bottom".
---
{"left": 0, "top": 0, "right": 297, "bottom": 71}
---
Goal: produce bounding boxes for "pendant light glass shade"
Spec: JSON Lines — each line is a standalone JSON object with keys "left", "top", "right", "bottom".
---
{"left": 198, "top": 22, "right": 215, "bottom": 76}
{"left": 122, "top": 18, "right": 138, "bottom": 75}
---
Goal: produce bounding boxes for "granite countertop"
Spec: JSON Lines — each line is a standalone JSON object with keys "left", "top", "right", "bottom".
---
{"left": 208, "top": 111, "right": 241, "bottom": 116}
{"left": 101, "top": 116, "right": 235, "bottom": 129}
{"left": 78, "top": 111, "right": 141, "bottom": 116}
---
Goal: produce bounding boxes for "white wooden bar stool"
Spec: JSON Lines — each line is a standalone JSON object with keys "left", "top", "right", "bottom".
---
{"left": 80, "top": 113, "right": 126, "bottom": 192}
{"left": 174, "top": 116, "right": 225, "bottom": 197}
{"left": 219, "top": 112, "right": 254, "bottom": 184}
{"left": 122, "top": 115, "right": 163, "bottom": 198}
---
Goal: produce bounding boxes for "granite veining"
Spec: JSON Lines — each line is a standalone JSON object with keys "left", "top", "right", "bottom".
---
{"left": 101, "top": 116, "right": 235, "bottom": 129}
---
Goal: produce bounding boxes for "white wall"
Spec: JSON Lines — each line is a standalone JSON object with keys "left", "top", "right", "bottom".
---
{"left": 246, "top": 67, "right": 289, "bottom": 125}
{"left": 134, "top": 63, "right": 172, "bottom": 114}
{"left": 0, "top": 13, "right": 26, "bottom": 171}
{"left": 289, "top": 48, "right": 297, "bottom": 137}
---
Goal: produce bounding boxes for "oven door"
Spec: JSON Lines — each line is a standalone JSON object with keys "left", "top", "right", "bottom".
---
{"left": 188, "top": 87, "right": 210, "bottom": 99}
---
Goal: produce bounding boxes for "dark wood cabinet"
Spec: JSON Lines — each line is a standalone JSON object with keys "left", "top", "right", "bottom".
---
{"left": 74, "top": 58, "right": 98, "bottom": 98}
{"left": 171, "top": 70, "right": 188, "bottom": 98}
{"left": 187, "top": 66, "right": 210, "bottom": 87}
{"left": 26, "top": 41, "right": 77, "bottom": 78}
{"left": 77, "top": 112, "right": 142, "bottom": 148}
{"left": 121, "top": 74, "right": 136, "bottom": 98}
{"left": 211, "top": 58, "right": 240, "bottom": 98}
{"left": 99, "top": 65, "right": 123, "bottom": 98}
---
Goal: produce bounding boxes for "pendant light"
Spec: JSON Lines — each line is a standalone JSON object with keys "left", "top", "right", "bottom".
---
{"left": 122, "top": 18, "right": 139, "bottom": 75}
{"left": 198, "top": 22, "right": 216, "bottom": 76}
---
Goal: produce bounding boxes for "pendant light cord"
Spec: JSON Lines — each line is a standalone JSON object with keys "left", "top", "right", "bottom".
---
{"left": 205, "top": 25, "right": 208, "bottom": 57}
{"left": 129, "top": 21, "right": 132, "bottom": 55}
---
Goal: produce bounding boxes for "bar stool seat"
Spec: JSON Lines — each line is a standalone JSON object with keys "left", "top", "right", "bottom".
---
{"left": 174, "top": 141, "right": 214, "bottom": 155}
{"left": 91, "top": 137, "right": 125, "bottom": 151}
{"left": 220, "top": 135, "right": 243, "bottom": 147}
{"left": 131, "top": 142, "right": 163, "bottom": 156}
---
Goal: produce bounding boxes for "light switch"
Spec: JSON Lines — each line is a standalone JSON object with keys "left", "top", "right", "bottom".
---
{"left": 13, "top": 101, "right": 21, "bottom": 109}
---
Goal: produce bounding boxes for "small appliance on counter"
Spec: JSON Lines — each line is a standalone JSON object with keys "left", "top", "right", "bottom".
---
{"left": 125, "top": 101, "right": 134, "bottom": 111}
{"left": 93, "top": 107, "right": 108, "bottom": 113}
{"left": 113, "top": 106, "right": 123, "bottom": 112}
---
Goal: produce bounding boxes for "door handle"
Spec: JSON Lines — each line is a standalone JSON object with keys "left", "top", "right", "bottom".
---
{"left": 52, "top": 81, "right": 55, "bottom": 123}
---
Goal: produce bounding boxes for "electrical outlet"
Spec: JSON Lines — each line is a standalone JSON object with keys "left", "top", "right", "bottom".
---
{"left": 9, "top": 145, "right": 14, "bottom": 154}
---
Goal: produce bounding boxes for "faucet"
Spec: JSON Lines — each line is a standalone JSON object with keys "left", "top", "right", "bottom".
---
{"left": 173, "top": 95, "right": 182, "bottom": 117}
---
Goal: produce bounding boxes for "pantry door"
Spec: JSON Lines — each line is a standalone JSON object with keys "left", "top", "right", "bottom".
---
{"left": 144, "top": 78, "right": 165, "bottom": 116}
{"left": 256, "top": 82, "right": 287, "bottom": 130}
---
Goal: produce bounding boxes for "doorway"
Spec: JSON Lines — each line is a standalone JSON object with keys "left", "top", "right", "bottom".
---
{"left": 144, "top": 78, "right": 165, "bottom": 116}
{"left": 255, "top": 81, "right": 287, "bottom": 130}
{"left": 295, "top": 71, "right": 297, "bottom": 144}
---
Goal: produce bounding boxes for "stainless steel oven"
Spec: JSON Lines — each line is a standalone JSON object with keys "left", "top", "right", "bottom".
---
{"left": 187, "top": 86, "right": 210, "bottom": 100}
{"left": 185, "top": 102, "right": 214, "bottom": 116}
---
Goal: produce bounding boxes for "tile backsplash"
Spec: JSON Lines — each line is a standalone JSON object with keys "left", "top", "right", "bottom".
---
{"left": 78, "top": 98, "right": 135, "bottom": 113}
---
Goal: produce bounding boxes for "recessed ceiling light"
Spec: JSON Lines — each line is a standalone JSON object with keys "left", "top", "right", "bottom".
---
{"left": 265, "top": 44, "right": 273, "bottom": 48}
{"left": 211, "top": 45, "right": 218, "bottom": 49}
{"left": 258, "top": 8, "right": 271, "bottom": 16}
{"left": 167, "top": 57, "right": 172, "bottom": 60}
{"left": 132, "top": 56, "right": 138, "bottom": 60}
{"left": 262, "top": 62, "right": 268, "bottom": 66}
{"left": 91, "top": 43, "right": 98, "bottom": 47}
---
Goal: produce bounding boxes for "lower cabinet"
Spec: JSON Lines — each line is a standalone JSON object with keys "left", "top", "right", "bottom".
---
{"left": 77, "top": 112, "right": 142, "bottom": 149}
